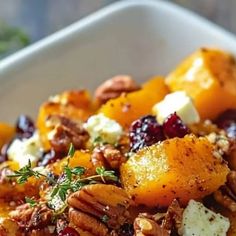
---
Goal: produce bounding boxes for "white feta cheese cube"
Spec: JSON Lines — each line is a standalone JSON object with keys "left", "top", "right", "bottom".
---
{"left": 152, "top": 91, "right": 200, "bottom": 124}
{"left": 7, "top": 132, "right": 43, "bottom": 168}
{"left": 180, "top": 200, "right": 230, "bottom": 236}
{"left": 84, "top": 114, "right": 123, "bottom": 144}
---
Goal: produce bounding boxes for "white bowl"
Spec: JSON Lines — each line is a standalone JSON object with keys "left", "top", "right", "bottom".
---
{"left": 1, "top": 0, "right": 236, "bottom": 123}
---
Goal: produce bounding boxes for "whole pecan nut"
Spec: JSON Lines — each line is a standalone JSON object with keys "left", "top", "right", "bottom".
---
{"left": 10, "top": 203, "right": 53, "bottom": 230}
{"left": 67, "top": 184, "right": 131, "bottom": 229}
{"left": 91, "top": 144, "right": 126, "bottom": 169}
{"left": 95, "top": 75, "right": 140, "bottom": 104}
{"left": 69, "top": 208, "right": 108, "bottom": 236}
{"left": 46, "top": 115, "right": 89, "bottom": 153}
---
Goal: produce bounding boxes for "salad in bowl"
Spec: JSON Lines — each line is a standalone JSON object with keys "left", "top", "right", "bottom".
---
{"left": 0, "top": 48, "right": 236, "bottom": 235}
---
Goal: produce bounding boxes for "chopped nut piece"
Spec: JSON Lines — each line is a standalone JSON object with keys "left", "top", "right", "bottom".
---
{"left": 95, "top": 75, "right": 140, "bottom": 104}
{"left": 46, "top": 115, "right": 89, "bottom": 153}
{"left": 226, "top": 140, "right": 236, "bottom": 170}
{"left": 162, "top": 199, "right": 183, "bottom": 231}
{"left": 214, "top": 189, "right": 236, "bottom": 212}
{"left": 68, "top": 184, "right": 130, "bottom": 229}
{"left": 227, "top": 171, "right": 236, "bottom": 196}
{"left": 56, "top": 218, "right": 68, "bottom": 234}
{"left": 206, "top": 132, "right": 230, "bottom": 160}
{"left": 189, "top": 120, "right": 219, "bottom": 136}
{"left": 214, "top": 171, "right": 236, "bottom": 212}
{"left": 91, "top": 144, "right": 126, "bottom": 169}
{"left": 69, "top": 208, "right": 108, "bottom": 236}
{"left": 134, "top": 217, "right": 170, "bottom": 236}
{"left": 10, "top": 203, "right": 53, "bottom": 230}
{"left": 135, "top": 199, "right": 183, "bottom": 235}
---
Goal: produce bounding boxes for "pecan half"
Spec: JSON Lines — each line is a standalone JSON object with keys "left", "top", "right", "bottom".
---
{"left": 95, "top": 75, "right": 140, "bottom": 104}
{"left": 69, "top": 208, "right": 108, "bottom": 236}
{"left": 134, "top": 217, "right": 170, "bottom": 236}
{"left": 214, "top": 171, "right": 236, "bottom": 212}
{"left": 46, "top": 115, "right": 89, "bottom": 153}
{"left": 68, "top": 184, "right": 130, "bottom": 229}
{"left": 10, "top": 203, "right": 53, "bottom": 230}
{"left": 91, "top": 144, "right": 126, "bottom": 169}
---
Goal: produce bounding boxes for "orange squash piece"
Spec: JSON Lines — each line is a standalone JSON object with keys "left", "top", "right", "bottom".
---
{"left": 0, "top": 123, "right": 15, "bottom": 149}
{"left": 99, "top": 77, "right": 169, "bottom": 128}
{"left": 0, "top": 176, "right": 42, "bottom": 201}
{"left": 166, "top": 48, "right": 236, "bottom": 120}
{"left": 120, "top": 135, "right": 229, "bottom": 207}
{"left": 50, "top": 150, "right": 95, "bottom": 176}
{"left": 37, "top": 90, "right": 96, "bottom": 150}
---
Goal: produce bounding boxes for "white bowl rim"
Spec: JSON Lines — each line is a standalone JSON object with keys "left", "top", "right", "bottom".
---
{"left": 1, "top": 0, "right": 236, "bottom": 76}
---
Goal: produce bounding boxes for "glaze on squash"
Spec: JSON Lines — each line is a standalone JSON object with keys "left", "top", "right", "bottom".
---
{"left": 166, "top": 48, "right": 236, "bottom": 120}
{"left": 121, "top": 135, "right": 229, "bottom": 207}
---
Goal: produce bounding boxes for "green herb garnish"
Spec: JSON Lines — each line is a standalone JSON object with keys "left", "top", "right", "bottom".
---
{"left": 68, "top": 143, "right": 75, "bottom": 158}
{"left": 8, "top": 159, "right": 56, "bottom": 185}
{"left": 25, "top": 197, "right": 37, "bottom": 207}
{"left": 95, "top": 166, "right": 118, "bottom": 182}
{"left": 8, "top": 144, "right": 118, "bottom": 212}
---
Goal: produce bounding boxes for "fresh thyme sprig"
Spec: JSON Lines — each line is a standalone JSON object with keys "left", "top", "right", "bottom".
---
{"left": 25, "top": 196, "right": 37, "bottom": 207}
{"left": 8, "top": 143, "right": 118, "bottom": 211}
{"left": 8, "top": 159, "right": 56, "bottom": 185}
{"left": 49, "top": 166, "right": 118, "bottom": 203}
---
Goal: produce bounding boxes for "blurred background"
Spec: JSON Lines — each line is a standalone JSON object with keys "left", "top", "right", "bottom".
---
{"left": 0, "top": 0, "right": 235, "bottom": 59}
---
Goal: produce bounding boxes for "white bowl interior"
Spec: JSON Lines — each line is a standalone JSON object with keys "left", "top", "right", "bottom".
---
{"left": 1, "top": 0, "right": 236, "bottom": 123}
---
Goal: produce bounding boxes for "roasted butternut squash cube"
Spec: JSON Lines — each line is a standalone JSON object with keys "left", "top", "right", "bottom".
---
{"left": 37, "top": 90, "right": 95, "bottom": 150}
{"left": 166, "top": 48, "right": 236, "bottom": 120}
{"left": 120, "top": 135, "right": 229, "bottom": 207}
{"left": 0, "top": 176, "right": 42, "bottom": 201}
{"left": 0, "top": 123, "right": 15, "bottom": 149}
{"left": 99, "top": 77, "right": 169, "bottom": 128}
{"left": 49, "top": 150, "right": 95, "bottom": 176}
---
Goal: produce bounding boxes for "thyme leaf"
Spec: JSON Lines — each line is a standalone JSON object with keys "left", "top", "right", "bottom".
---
{"left": 25, "top": 197, "right": 37, "bottom": 207}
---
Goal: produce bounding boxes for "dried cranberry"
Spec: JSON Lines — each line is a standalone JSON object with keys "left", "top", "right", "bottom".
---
{"left": 129, "top": 115, "right": 165, "bottom": 152}
{"left": 117, "top": 223, "right": 134, "bottom": 236}
{"left": 215, "top": 109, "right": 236, "bottom": 138}
{"left": 16, "top": 115, "right": 35, "bottom": 139}
{"left": 163, "top": 112, "right": 189, "bottom": 138}
{"left": 58, "top": 227, "right": 79, "bottom": 236}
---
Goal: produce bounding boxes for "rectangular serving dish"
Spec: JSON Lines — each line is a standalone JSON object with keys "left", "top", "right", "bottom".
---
{"left": 1, "top": 0, "right": 236, "bottom": 123}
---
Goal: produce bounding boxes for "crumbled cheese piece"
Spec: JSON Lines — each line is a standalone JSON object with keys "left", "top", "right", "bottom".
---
{"left": 152, "top": 91, "right": 200, "bottom": 124}
{"left": 7, "top": 132, "right": 43, "bottom": 168}
{"left": 84, "top": 114, "right": 123, "bottom": 144}
{"left": 179, "top": 200, "right": 230, "bottom": 236}
{"left": 48, "top": 194, "right": 66, "bottom": 212}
